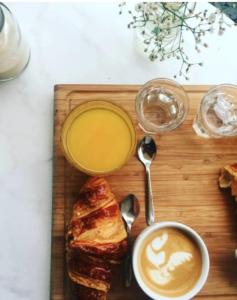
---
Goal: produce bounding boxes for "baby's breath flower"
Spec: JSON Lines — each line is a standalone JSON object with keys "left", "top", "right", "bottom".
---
{"left": 208, "top": 13, "right": 216, "bottom": 23}
{"left": 135, "top": 3, "right": 143, "bottom": 12}
{"left": 120, "top": 2, "right": 229, "bottom": 80}
{"left": 209, "top": 26, "right": 214, "bottom": 33}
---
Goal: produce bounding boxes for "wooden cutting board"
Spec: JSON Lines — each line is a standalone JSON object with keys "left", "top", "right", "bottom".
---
{"left": 51, "top": 84, "right": 237, "bottom": 300}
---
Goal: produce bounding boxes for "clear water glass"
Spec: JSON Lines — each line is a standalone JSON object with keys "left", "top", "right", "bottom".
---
{"left": 193, "top": 84, "right": 237, "bottom": 138}
{"left": 135, "top": 78, "right": 189, "bottom": 134}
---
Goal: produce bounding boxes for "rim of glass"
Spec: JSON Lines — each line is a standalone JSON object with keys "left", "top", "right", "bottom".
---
{"left": 0, "top": 2, "right": 15, "bottom": 33}
{"left": 204, "top": 83, "right": 237, "bottom": 98}
{"left": 135, "top": 78, "right": 189, "bottom": 133}
{"left": 0, "top": 4, "right": 4, "bottom": 32}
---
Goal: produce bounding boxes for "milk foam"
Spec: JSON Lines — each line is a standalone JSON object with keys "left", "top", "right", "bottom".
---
{"left": 145, "top": 232, "right": 193, "bottom": 286}
{"left": 151, "top": 233, "right": 168, "bottom": 251}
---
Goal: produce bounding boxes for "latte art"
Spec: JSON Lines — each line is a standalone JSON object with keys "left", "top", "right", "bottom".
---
{"left": 138, "top": 228, "right": 202, "bottom": 297}
{"left": 146, "top": 233, "right": 193, "bottom": 285}
{"left": 151, "top": 232, "right": 168, "bottom": 251}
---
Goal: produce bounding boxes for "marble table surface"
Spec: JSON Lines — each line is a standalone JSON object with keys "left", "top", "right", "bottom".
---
{"left": 1, "top": 2, "right": 237, "bottom": 300}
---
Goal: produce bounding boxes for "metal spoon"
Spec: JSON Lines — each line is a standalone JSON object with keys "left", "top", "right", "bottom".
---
{"left": 137, "top": 135, "right": 157, "bottom": 226}
{"left": 120, "top": 194, "right": 140, "bottom": 287}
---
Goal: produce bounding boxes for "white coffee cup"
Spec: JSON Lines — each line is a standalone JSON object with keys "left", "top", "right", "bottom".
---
{"left": 133, "top": 221, "right": 210, "bottom": 300}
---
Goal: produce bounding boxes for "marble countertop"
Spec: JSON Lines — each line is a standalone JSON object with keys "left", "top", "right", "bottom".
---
{"left": 1, "top": 2, "right": 237, "bottom": 300}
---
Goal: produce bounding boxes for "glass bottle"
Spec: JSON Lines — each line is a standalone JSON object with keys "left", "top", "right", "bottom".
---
{"left": 0, "top": 3, "right": 30, "bottom": 81}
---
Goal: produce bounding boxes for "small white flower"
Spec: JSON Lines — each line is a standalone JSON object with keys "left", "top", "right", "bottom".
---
{"left": 165, "top": 3, "right": 183, "bottom": 11}
{"left": 208, "top": 13, "right": 216, "bottom": 23}
{"left": 209, "top": 26, "right": 214, "bottom": 33}
{"left": 219, "top": 28, "right": 224, "bottom": 35}
{"left": 135, "top": 3, "right": 144, "bottom": 12}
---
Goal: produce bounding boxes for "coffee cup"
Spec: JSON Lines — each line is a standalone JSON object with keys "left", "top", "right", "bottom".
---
{"left": 133, "top": 222, "right": 209, "bottom": 300}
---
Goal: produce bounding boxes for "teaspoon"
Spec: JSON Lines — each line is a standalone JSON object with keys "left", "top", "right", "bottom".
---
{"left": 137, "top": 135, "right": 157, "bottom": 226}
{"left": 120, "top": 194, "right": 140, "bottom": 287}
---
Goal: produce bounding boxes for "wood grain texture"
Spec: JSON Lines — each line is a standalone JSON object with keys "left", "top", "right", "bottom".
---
{"left": 51, "top": 85, "right": 237, "bottom": 300}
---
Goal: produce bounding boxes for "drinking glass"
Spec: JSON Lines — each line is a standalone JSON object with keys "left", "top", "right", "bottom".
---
{"left": 135, "top": 78, "right": 189, "bottom": 134}
{"left": 193, "top": 84, "right": 237, "bottom": 138}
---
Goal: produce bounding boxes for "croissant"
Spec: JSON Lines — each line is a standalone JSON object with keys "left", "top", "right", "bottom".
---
{"left": 77, "top": 286, "right": 107, "bottom": 300}
{"left": 66, "top": 177, "right": 128, "bottom": 299}
{"left": 219, "top": 163, "right": 237, "bottom": 201}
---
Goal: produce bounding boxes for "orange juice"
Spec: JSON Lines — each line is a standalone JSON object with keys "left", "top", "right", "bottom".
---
{"left": 61, "top": 101, "right": 136, "bottom": 175}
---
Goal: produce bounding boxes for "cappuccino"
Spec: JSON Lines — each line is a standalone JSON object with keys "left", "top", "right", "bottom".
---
{"left": 138, "top": 227, "right": 202, "bottom": 297}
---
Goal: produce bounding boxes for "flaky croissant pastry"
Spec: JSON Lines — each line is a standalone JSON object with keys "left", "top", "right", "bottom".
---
{"left": 66, "top": 177, "right": 128, "bottom": 299}
{"left": 219, "top": 164, "right": 237, "bottom": 258}
{"left": 219, "top": 163, "right": 237, "bottom": 201}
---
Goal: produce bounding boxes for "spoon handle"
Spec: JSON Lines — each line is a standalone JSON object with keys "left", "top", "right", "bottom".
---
{"left": 124, "top": 225, "right": 132, "bottom": 287}
{"left": 145, "top": 166, "right": 155, "bottom": 226}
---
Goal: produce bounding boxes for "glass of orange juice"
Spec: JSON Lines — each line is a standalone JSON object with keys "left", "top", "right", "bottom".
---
{"left": 61, "top": 101, "right": 137, "bottom": 175}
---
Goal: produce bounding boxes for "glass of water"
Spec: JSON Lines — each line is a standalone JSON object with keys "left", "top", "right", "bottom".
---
{"left": 135, "top": 78, "right": 189, "bottom": 134}
{"left": 193, "top": 84, "right": 237, "bottom": 138}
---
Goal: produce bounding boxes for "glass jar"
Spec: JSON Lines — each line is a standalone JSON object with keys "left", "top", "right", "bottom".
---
{"left": 0, "top": 3, "right": 30, "bottom": 81}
